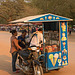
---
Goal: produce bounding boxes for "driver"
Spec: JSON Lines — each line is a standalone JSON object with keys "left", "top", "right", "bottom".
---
{"left": 30, "top": 28, "right": 45, "bottom": 47}
{"left": 30, "top": 28, "right": 45, "bottom": 59}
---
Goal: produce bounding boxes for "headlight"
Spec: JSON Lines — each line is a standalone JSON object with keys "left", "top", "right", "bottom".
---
{"left": 31, "top": 47, "right": 37, "bottom": 50}
{"left": 28, "top": 47, "right": 39, "bottom": 50}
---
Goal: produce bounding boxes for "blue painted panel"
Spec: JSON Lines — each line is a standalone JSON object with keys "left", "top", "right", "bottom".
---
{"left": 45, "top": 52, "right": 62, "bottom": 68}
{"left": 60, "top": 21, "right": 68, "bottom": 66}
{"left": 29, "top": 14, "right": 70, "bottom": 22}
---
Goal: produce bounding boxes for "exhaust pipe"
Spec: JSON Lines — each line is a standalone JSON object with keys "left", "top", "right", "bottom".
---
{"left": 16, "top": 64, "right": 26, "bottom": 73}
{"left": 16, "top": 64, "right": 32, "bottom": 74}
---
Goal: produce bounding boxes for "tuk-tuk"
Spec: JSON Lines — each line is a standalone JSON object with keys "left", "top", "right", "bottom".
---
{"left": 10, "top": 13, "right": 73, "bottom": 72}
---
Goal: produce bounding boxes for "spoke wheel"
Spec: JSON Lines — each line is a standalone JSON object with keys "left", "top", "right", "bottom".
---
{"left": 33, "top": 65, "right": 43, "bottom": 75}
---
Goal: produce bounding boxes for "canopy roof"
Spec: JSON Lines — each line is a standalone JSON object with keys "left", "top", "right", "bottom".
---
{"left": 10, "top": 13, "right": 73, "bottom": 23}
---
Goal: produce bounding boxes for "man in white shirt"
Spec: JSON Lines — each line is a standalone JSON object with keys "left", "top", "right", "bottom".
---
{"left": 30, "top": 28, "right": 45, "bottom": 47}
{"left": 30, "top": 28, "right": 45, "bottom": 59}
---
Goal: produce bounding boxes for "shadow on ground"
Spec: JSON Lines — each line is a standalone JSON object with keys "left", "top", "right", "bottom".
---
{"left": 0, "top": 55, "right": 24, "bottom": 75}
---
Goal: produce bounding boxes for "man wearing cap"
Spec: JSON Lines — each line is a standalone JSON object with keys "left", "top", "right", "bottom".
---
{"left": 30, "top": 28, "right": 45, "bottom": 47}
{"left": 18, "top": 30, "right": 27, "bottom": 49}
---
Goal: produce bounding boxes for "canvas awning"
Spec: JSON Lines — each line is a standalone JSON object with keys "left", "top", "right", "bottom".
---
{"left": 9, "top": 13, "right": 73, "bottom": 24}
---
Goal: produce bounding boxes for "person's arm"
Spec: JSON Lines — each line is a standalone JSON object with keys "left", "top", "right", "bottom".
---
{"left": 13, "top": 38, "right": 22, "bottom": 50}
{"left": 40, "top": 33, "right": 46, "bottom": 44}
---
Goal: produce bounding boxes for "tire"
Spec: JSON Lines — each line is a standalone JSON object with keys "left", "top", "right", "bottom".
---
{"left": 19, "top": 58, "right": 22, "bottom": 66}
{"left": 33, "top": 65, "right": 43, "bottom": 75}
{"left": 39, "top": 65, "right": 43, "bottom": 75}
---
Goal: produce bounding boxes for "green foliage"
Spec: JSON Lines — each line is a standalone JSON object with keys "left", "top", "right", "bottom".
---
{"left": 31, "top": 0, "right": 75, "bottom": 24}
{"left": 0, "top": 0, "right": 40, "bottom": 23}
{"left": 0, "top": 0, "right": 75, "bottom": 24}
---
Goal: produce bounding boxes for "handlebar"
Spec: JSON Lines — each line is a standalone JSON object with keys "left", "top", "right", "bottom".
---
{"left": 21, "top": 48, "right": 27, "bottom": 51}
{"left": 21, "top": 46, "right": 40, "bottom": 52}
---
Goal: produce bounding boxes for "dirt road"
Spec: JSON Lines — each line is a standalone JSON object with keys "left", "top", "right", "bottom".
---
{"left": 0, "top": 31, "right": 75, "bottom": 75}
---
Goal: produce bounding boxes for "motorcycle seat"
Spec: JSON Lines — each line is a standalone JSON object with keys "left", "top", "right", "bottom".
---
{"left": 18, "top": 50, "right": 30, "bottom": 59}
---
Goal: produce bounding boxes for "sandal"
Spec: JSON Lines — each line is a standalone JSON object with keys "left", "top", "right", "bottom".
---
{"left": 13, "top": 70, "right": 20, "bottom": 74}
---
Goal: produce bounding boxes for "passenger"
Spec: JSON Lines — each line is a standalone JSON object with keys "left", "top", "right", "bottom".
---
{"left": 18, "top": 30, "right": 29, "bottom": 65}
{"left": 18, "top": 30, "right": 27, "bottom": 49}
{"left": 10, "top": 30, "right": 22, "bottom": 73}
{"left": 31, "top": 26, "right": 36, "bottom": 33}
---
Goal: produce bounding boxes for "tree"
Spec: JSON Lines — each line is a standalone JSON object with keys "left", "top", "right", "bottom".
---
{"left": 31, "top": 0, "right": 75, "bottom": 24}
{"left": 0, "top": 0, "right": 40, "bottom": 24}
{"left": 0, "top": 0, "right": 75, "bottom": 24}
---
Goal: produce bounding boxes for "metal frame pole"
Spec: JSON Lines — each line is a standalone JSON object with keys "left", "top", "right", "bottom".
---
{"left": 42, "top": 23, "right": 45, "bottom": 53}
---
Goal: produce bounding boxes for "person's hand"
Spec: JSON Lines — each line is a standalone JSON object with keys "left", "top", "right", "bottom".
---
{"left": 18, "top": 40, "right": 21, "bottom": 42}
{"left": 41, "top": 44, "right": 43, "bottom": 47}
{"left": 19, "top": 47, "right": 22, "bottom": 50}
{"left": 20, "top": 48, "right": 23, "bottom": 50}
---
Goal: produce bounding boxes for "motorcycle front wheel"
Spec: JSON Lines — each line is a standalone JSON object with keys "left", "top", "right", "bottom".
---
{"left": 33, "top": 65, "right": 43, "bottom": 75}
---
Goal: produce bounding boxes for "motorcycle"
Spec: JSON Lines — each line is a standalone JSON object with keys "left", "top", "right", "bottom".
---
{"left": 16, "top": 46, "right": 43, "bottom": 75}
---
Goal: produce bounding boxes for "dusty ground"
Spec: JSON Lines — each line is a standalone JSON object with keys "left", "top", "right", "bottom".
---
{"left": 0, "top": 31, "right": 75, "bottom": 75}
